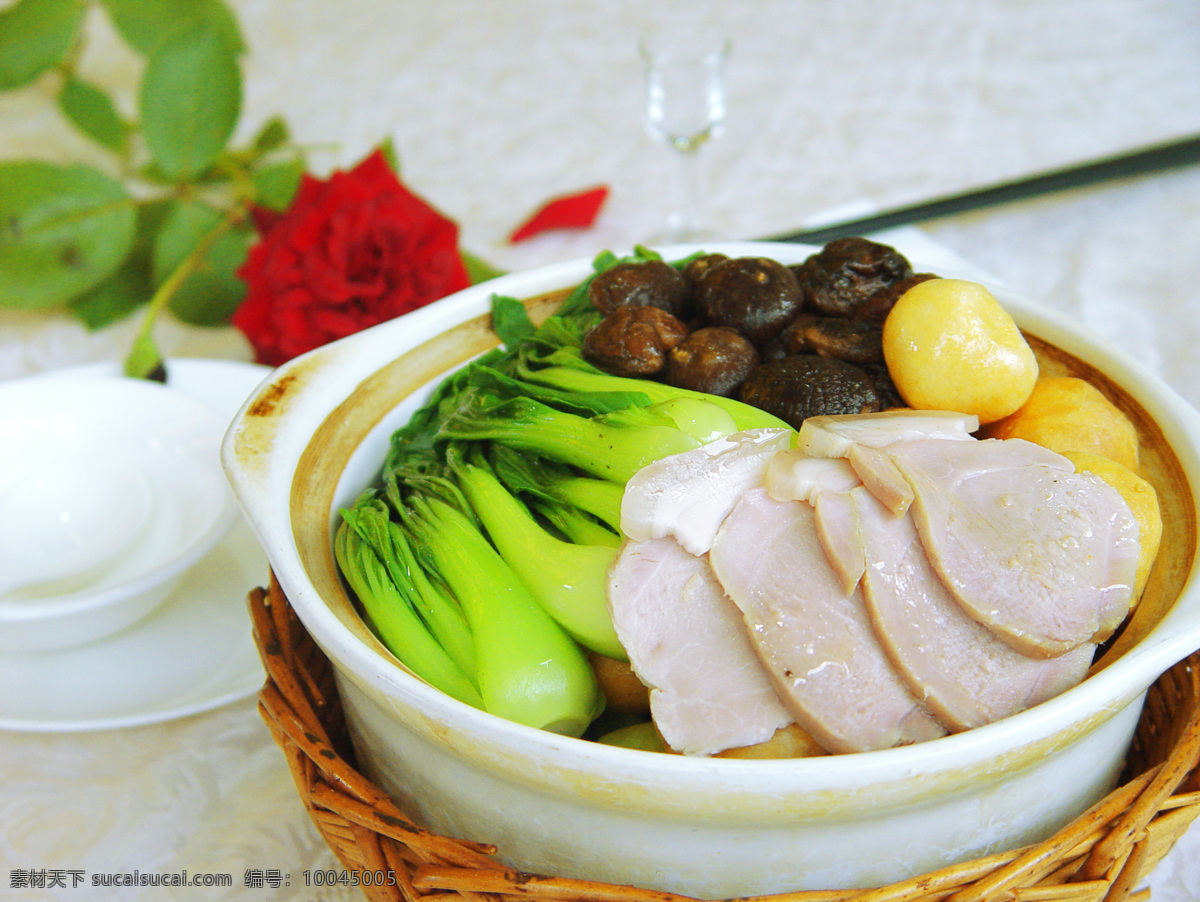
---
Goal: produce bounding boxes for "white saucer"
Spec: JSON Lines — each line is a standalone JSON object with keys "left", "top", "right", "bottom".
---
{"left": 0, "top": 358, "right": 273, "bottom": 732}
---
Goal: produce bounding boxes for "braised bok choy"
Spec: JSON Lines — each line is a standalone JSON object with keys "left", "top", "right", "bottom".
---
{"left": 335, "top": 248, "right": 789, "bottom": 736}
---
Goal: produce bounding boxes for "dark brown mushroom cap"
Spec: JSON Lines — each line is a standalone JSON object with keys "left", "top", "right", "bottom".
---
{"left": 852, "top": 272, "right": 938, "bottom": 324}
{"left": 582, "top": 305, "right": 689, "bottom": 377}
{"left": 738, "top": 355, "right": 882, "bottom": 428}
{"left": 860, "top": 361, "right": 906, "bottom": 410}
{"left": 681, "top": 252, "right": 730, "bottom": 286}
{"left": 783, "top": 316, "right": 885, "bottom": 365}
{"left": 587, "top": 260, "right": 690, "bottom": 318}
{"left": 694, "top": 256, "right": 803, "bottom": 347}
{"left": 665, "top": 327, "right": 761, "bottom": 398}
{"left": 791, "top": 237, "right": 914, "bottom": 318}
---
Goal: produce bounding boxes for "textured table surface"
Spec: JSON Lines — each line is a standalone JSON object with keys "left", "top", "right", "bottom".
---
{"left": 2, "top": 1, "right": 1198, "bottom": 899}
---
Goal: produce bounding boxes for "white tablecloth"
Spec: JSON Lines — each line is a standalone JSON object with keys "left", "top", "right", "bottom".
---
{"left": 2, "top": 1, "right": 1198, "bottom": 899}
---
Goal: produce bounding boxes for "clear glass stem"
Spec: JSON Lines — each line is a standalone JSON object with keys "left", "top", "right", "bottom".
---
{"left": 665, "top": 146, "right": 704, "bottom": 243}
{"left": 639, "top": 34, "right": 729, "bottom": 245}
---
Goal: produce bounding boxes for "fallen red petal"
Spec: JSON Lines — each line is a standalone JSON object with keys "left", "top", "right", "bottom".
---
{"left": 508, "top": 185, "right": 609, "bottom": 243}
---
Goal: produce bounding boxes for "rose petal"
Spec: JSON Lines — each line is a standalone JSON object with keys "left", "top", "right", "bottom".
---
{"left": 233, "top": 147, "right": 471, "bottom": 366}
{"left": 507, "top": 185, "right": 609, "bottom": 243}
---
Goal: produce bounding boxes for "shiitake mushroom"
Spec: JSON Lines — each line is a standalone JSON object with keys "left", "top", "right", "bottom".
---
{"left": 681, "top": 252, "right": 729, "bottom": 285}
{"left": 791, "top": 236, "right": 914, "bottom": 318}
{"left": 580, "top": 240, "right": 925, "bottom": 423}
{"left": 694, "top": 256, "right": 803, "bottom": 347}
{"left": 665, "top": 327, "right": 760, "bottom": 397}
{"left": 582, "top": 305, "right": 689, "bottom": 377}
{"left": 738, "top": 355, "right": 883, "bottom": 428}
{"left": 861, "top": 362, "right": 906, "bottom": 410}
{"left": 783, "top": 316, "right": 885, "bottom": 366}
{"left": 852, "top": 272, "right": 937, "bottom": 324}
{"left": 588, "top": 260, "right": 690, "bottom": 318}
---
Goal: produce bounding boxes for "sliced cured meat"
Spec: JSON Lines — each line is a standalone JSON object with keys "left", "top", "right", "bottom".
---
{"left": 794, "top": 411, "right": 977, "bottom": 515}
{"left": 606, "top": 536, "right": 793, "bottom": 756}
{"left": 765, "top": 451, "right": 860, "bottom": 503}
{"left": 620, "top": 427, "right": 793, "bottom": 555}
{"left": 709, "top": 488, "right": 946, "bottom": 753}
{"left": 797, "top": 410, "right": 979, "bottom": 458}
{"left": 764, "top": 453, "right": 865, "bottom": 591}
{"left": 812, "top": 489, "right": 865, "bottom": 593}
{"left": 846, "top": 443, "right": 913, "bottom": 515}
{"left": 884, "top": 437, "right": 1140, "bottom": 657}
{"left": 852, "top": 488, "right": 1095, "bottom": 731}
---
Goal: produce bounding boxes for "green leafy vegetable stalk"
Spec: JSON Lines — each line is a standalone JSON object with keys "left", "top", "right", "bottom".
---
{"left": 435, "top": 392, "right": 735, "bottom": 484}
{"left": 335, "top": 505, "right": 483, "bottom": 710}
{"left": 334, "top": 249, "right": 795, "bottom": 737}
{"left": 448, "top": 442, "right": 626, "bottom": 660}
{"left": 488, "top": 444, "right": 625, "bottom": 534}
{"left": 397, "top": 491, "right": 603, "bottom": 735}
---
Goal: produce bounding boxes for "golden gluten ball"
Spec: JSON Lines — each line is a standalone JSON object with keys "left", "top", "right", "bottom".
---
{"left": 980, "top": 375, "right": 1139, "bottom": 472}
{"left": 1060, "top": 451, "right": 1161, "bottom": 602}
{"left": 716, "top": 723, "right": 829, "bottom": 759}
{"left": 588, "top": 652, "right": 650, "bottom": 714}
{"left": 882, "top": 279, "right": 1038, "bottom": 424}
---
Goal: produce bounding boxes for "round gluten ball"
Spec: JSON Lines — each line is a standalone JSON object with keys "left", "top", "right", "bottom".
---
{"left": 882, "top": 278, "right": 1038, "bottom": 424}
{"left": 980, "top": 375, "right": 1140, "bottom": 473}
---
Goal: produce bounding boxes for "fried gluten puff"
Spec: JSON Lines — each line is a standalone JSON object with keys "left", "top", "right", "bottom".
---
{"left": 981, "top": 375, "right": 1140, "bottom": 473}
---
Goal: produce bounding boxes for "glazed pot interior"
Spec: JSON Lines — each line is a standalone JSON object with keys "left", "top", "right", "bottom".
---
{"left": 286, "top": 280, "right": 1196, "bottom": 716}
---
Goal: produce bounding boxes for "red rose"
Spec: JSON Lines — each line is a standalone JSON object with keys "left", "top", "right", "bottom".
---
{"left": 233, "top": 149, "right": 471, "bottom": 366}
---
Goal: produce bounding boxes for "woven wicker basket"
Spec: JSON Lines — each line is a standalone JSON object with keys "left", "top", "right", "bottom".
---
{"left": 250, "top": 572, "right": 1200, "bottom": 902}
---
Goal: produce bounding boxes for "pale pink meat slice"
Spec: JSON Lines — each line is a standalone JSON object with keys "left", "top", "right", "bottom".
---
{"left": 795, "top": 411, "right": 978, "bottom": 516}
{"left": 852, "top": 487, "right": 1095, "bottom": 731}
{"left": 709, "top": 488, "right": 946, "bottom": 753}
{"left": 764, "top": 452, "right": 866, "bottom": 591}
{"left": 765, "top": 451, "right": 861, "bottom": 503}
{"left": 846, "top": 443, "right": 914, "bottom": 515}
{"left": 620, "top": 427, "right": 794, "bottom": 555}
{"left": 878, "top": 437, "right": 1140, "bottom": 657}
{"left": 797, "top": 410, "right": 979, "bottom": 458}
{"left": 812, "top": 490, "right": 865, "bottom": 594}
{"left": 606, "top": 535, "right": 793, "bottom": 756}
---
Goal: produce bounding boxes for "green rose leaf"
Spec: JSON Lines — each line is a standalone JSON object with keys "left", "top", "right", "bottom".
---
{"left": 0, "top": 0, "right": 84, "bottom": 90}
{"left": 100, "top": 0, "right": 243, "bottom": 57}
{"left": 153, "top": 199, "right": 251, "bottom": 326}
{"left": 140, "top": 25, "right": 242, "bottom": 181}
{"left": 460, "top": 249, "right": 506, "bottom": 285}
{"left": 251, "top": 158, "right": 304, "bottom": 211}
{"left": 251, "top": 115, "right": 289, "bottom": 155}
{"left": 378, "top": 136, "right": 401, "bottom": 175}
{"left": 58, "top": 75, "right": 128, "bottom": 153}
{"left": 65, "top": 200, "right": 168, "bottom": 329}
{"left": 0, "top": 161, "right": 136, "bottom": 309}
{"left": 130, "top": 197, "right": 174, "bottom": 262}
{"left": 67, "top": 261, "right": 152, "bottom": 330}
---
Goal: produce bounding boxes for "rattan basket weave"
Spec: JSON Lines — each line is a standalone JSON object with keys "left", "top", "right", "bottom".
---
{"left": 249, "top": 573, "right": 1200, "bottom": 902}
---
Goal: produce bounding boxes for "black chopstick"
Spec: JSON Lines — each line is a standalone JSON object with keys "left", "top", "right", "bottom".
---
{"left": 766, "top": 133, "right": 1200, "bottom": 245}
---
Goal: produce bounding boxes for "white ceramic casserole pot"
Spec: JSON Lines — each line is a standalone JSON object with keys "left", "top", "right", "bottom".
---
{"left": 222, "top": 241, "right": 1200, "bottom": 897}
